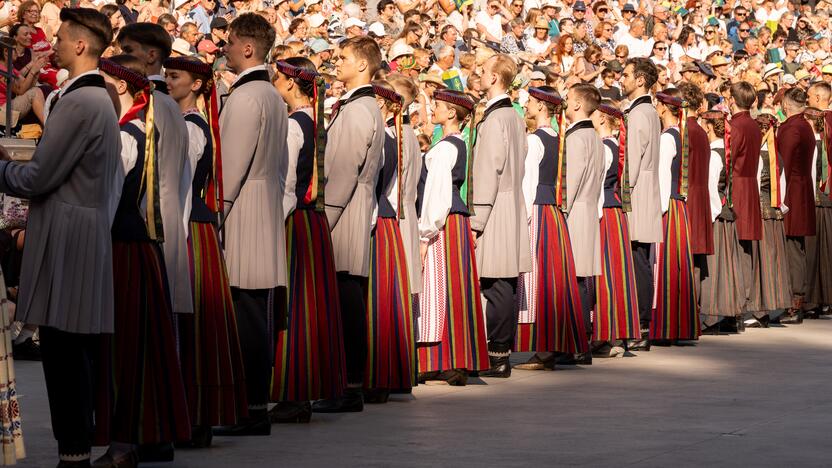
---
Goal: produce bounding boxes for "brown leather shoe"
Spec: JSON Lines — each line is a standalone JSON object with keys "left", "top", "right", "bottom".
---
{"left": 92, "top": 450, "right": 138, "bottom": 468}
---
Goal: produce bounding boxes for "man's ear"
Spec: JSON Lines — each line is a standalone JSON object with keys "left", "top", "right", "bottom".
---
{"left": 147, "top": 47, "right": 159, "bottom": 66}
{"left": 357, "top": 57, "right": 368, "bottom": 73}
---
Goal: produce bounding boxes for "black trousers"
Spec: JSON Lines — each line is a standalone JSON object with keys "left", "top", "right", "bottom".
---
{"left": 39, "top": 326, "right": 100, "bottom": 457}
{"left": 481, "top": 277, "right": 518, "bottom": 354}
{"left": 577, "top": 276, "right": 595, "bottom": 337}
{"left": 337, "top": 272, "right": 368, "bottom": 385}
{"left": 231, "top": 287, "right": 272, "bottom": 409}
{"left": 631, "top": 241, "right": 653, "bottom": 329}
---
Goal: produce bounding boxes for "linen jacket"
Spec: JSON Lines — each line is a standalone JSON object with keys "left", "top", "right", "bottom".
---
{"left": 626, "top": 94, "right": 663, "bottom": 243}
{"left": 400, "top": 122, "right": 423, "bottom": 293}
{"left": 565, "top": 120, "right": 604, "bottom": 277}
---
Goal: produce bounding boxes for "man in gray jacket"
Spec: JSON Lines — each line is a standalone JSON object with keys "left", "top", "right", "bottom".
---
{"left": 0, "top": 8, "right": 120, "bottom": 466}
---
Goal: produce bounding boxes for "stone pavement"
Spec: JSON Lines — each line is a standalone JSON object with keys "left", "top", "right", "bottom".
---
{"left": 17, "top": 318, "right": 832, "bottom": 467}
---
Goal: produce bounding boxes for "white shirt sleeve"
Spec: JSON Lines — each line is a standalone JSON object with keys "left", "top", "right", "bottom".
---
{"left": 283, "top": 117, "right": 303, "bottom": 220}
{"left": 418, "top": 140, "right": 456, "bottom": 240}
{"left": 708, "top": 149, "right": 723, "bottom": 222}
{"left": 522, "top": 133, "right": 544, "bottom": 222}
{"left": 757, "top": 144, "right": 765, "bottom": 191}
{"left": 182, "top": 120, "right": 205, "bottom": 232}
{"left": 386, "top": 128, "right": 400, "bottom": 218}
{"left": 599, "top": 142, "right": 613, "bottom": 219}
{"left": 811, "top": 137, "right": 819, "bottom": 198}
{"left": 659, "top": 131, "right": 676, "bottom": 214}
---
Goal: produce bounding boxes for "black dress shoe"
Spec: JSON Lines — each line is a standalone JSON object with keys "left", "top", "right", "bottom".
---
{"left": 363, "top": 388, "right": 390, "bottom": 404}
{"left": 92, "top": 450, "right": 138, "bottom": 468}
{"left": 58, "top": 460, "right": 92, "bottom": 468}
{"left": 778, "top": 309, "right": 804, "bottom": 325}
{"left": 213, "top": 411, "right": 271, "bottom": 436}
{"left": 13, "top": 337, "right": 41, "bottom": 361}
{"left": 312, "top": 391, "right": 364, "bottom": 413}
{"left": 718, "top": 317, "right": 740, "bottom": 333}
{"left": 269, "top": 401, "right": 311, "bottom": 423}
{"left": 591, "top": 341, "right": 613, "bottom": 358}
{"left": 137, "top": 443, "right": 173, "bottom": 463}
{"left": 479, "top": 354, "right": 511, "bottom": 378}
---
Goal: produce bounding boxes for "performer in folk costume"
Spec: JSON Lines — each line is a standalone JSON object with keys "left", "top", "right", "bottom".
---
{"left": 0, "top": 9, "right": 119, "bottom": 467}
{"left": 590, "top": 100, "right": 640, "bottom": 357}
{"left": 746, "top": 113, "right": 792, "bottom": 326}
{"left": 727, "top": 82, "right": 764, "bottom": 318}
{"left": 269, "top": 58, "right": 346, "bottom": 422}
{"left": 777, "top": 88, "right": 818, "bottom": 324}
{"left": 163, "top": 56, "right": 248, "bottom": 441}
{"left": 698, "top": 111, "right": 748, "bottom": 330}
{"left": 651, "top": 90, "right": 699, "bottom": 342}
{"left": 802, "top": 89, "right": 832, "bottom": 317}
{"left": 619, "top": 58, "right": 662, "bottom": 351}
{"left": 315, "top": 37, "right": 384, "bottom": 414}
{"left": 416, "top": 89, "right": 489, "bottom": 384}
{"left": 215, "top": 13, "right": 289, "bottom": 435}
{"left": 513, "top": 85, "right": 587, "bottom": 371}
{"left": 94, "top": 56, "right": 191, "bottom": 466}
{"left": 470, "top": 54, "right": 531, "bottom": 378}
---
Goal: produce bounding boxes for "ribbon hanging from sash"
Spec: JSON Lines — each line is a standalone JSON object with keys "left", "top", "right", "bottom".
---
{"left": 303, "top": 76, "right": 327, "bottom": 212}
{"left": 723, "top": 116, "right": 732, "bottom": 208}
{"left": 396, "top": 110, "right": 405, "bottom": 219}
{"left": 555, "top": 110, "right": 567, "bottom": 211}
{"left": 679, "top": 107, "right": 689, "bottom": 197}
{"left": 204, "top": 84, "right": 225, "bottom": 226}
{"left": 618, "top": 115, "right": 631, "bottom": 212}
{"left": 465, "top": 113, "right": 476, "bottom": 213}
{"left": 765, "top": 126, "right": 781, "bottom": 208}
{"left": 821, "top": 112, "right": 831, "bottom": 195}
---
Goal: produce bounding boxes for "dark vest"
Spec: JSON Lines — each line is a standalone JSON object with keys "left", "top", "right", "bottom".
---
{"left": 290, "top": 111, "right": 321, "bottom": 211}
{"left": 664, "top": 127, "right": 683, "bottom": 200}
{"left": 533, "top": 128, "right": 558, "bottom": 206}
{"left": 602, "top": 137, "right": 622, "bottom": 208}
{"left": 112, "top": 122, "right": 152, "bottom": 242}
{"left": 446, "top": 135, "right": 470, "bottom": 216}
{"left": 376, "top": 128, "right": 398, "bottom": 219}
{"left": 185, "top": 113, "right": 216, "bottom": 224}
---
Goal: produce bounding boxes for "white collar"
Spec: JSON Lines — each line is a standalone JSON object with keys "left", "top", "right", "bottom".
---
{"left": 59, "top": 69, "right": 100, "bottom": 98}
{"left": 147, "top": 74, "right": 164, "bottom": 82}
{"left": 566, "top": 118, "right": 592, "bottom": 132}
{"left": 485, "top": 93, "right": 510, "bottom": 110}
{"left": 339, "top": 84, "right": 372, "bottom": 101}
{"left": 710, "top": 139, "right": 724, "bottom": 149}
{"left": 232, "top": 64, "right": 268, "bottom": 87}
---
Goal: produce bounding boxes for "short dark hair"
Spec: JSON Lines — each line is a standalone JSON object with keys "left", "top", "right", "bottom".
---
{"left": 60, "top": 7, "right": 113, "bottom": 57}
{"left": 783, "top": 87, "right": 808, "bottom": 108}
{"left": 676, "top": 81, "right": 704, "bottom": 112}
{"left": 626, "top": 57, "right": 658, "bottom": 89}
{"left": 229, "top": 13, "right": 276, "bottom": 61}
{"left": 341, "top": 36, "right": 383, "bottom": 77}
{"left": 570, "top": 83, "right": 601, "bottom": 114}
{"left": 730, "top": 81, "right": 757, "bottom": 110}
{"left": 118, "top": 22, "right": 172, "bottom": 60}
{"left": 377, "top": 0, "right": 395, "bottom": 14}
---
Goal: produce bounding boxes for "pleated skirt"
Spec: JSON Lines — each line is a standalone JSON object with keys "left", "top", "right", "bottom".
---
{"left": 515, "top": 205, "right": 587, "bottom": 354}
{"left": 700, "top": 219, "right": 744, "bottom": 322}
{"left": 272, "top": 209, "right": 346, "bottom": 402}
{"left": 416, "top": 214, "right": 489, "bottom": 373}
{"left": 806, "top": 206, "right": 832, "bottom": 307}
{"left": 96, "top": 241, "right": 190, "bottom": 445}
{"left": 365, "top": 217, "right": 415, "bottom": 390}
{"left": 177, "top": 221, "right": 247, "bottom": 427}
{"left": 651, "top": 199, "right": 700, "bottom": 340}
{"left": 594, "top": 207, "right": 640, "bottom": 341}
{"left": 750, "top": 218, "right": 792, "bottom": 311}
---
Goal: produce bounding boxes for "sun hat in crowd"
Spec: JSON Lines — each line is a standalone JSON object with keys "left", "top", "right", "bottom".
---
{"left": 762, "top": 63, "right": 784, "bottom": 80}
{"left": 344, "top": 17, "right": 366, "bottom": 30}
{"left": 418, "top": 73, "right": 446, "bottom": 87}
{"left": 709, "top": 55, "right": 730, "bottom": 68}
{"left": 622, "top": 3, "right": 637, "bottom": 12}
{"left": 794, "top": 69, "right": 812, "bottom": 82}
{"left": 573, "top": 0, "right": 587, "bottom": 10}
{"left": 782, "top": 74, "right": 797, "bottom": 85}
{"left": 308, "top": 13, "right": 327, "bottom": 28}
{"left": 368, "top": 22, "right": 387, "bottom": 36}
{"left": 389, "top": 42, "right": 415, "bottom": 61}
{"left": 309, "top": 38, "right": 333, "bottom": 54}
{"left": 822, "top": 64, "right": 832, "bottom": 74}
{"left": 171, "top": 38, "right": 193, "bottom": 56}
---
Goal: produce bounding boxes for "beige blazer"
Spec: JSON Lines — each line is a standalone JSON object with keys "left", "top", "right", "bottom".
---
{"left": 470, "top": 98, "right": 532, "bottom": 278}
{"left": 325, "top": 87, "right": 385, "bottom": 277}
{"left": 626, "top": 96, "right": 663, "bottom": 243}
{"left": 400, "top": 123, "right": 423, "bottom": 293}
{"left": 565, "top": 120, "right": 604, "bottom": 277}
{"left": 220, "top": 72, "right": 288, "bottom": 289}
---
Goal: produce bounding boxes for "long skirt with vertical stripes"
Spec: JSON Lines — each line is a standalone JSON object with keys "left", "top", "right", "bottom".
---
{"left": 416, "top": 214, "right": 489, "bottom": 373}
{"left": 700, "top": 219, "right": 744, "bottom": 325}
{"left": 806, "top": 206, "right": 832, "bottom": 307}
{"left": 272, "top": 209, "right": 346, "bottom": 402}
{"left": 365, "top": 217, "right": 415, "bottom": 390}
{"left": 594, "top": 207, "right": 640, "bottom": 341}
{"left": 514, "top": 205, "right": 587, "bottom": 353}
{"left": 95, "top": 241, "right": 190, "bottom": 445}
{"left": 749, "top": 218, "right": 792, "bottom": 312}
{"left": 178, "top": 221, "right": 247, "bottom": 427}
{"left": 651, "top": 199, "right": 700, "bottom": 340}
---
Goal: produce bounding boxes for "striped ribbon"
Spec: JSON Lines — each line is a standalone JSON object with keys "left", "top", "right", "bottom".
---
{"left": 305, "top": 76, "right": 327, "bottom": 212}
{"left": 723, "top": 116, "right": 732, "bottom": 208}
{"left": 555, "top": 111, "right": 567, "bottom": 211}
{"left": 396, "top": 111, "right": 405, "bottom": 220}
{"left": 618, "top": 115, "right": 631, "bottom": 212}
{"left": 765, "top": 127, "right": 781, "bottom": 208}
{"left": 466, "top": 113, "right": 476, "bottom": 213}
{"left": 821, "top": 113, "right": 831, "bottom": 195}
{"left": 679, "top": 110, "right": 689, "bottom": 198}
{"left": 204, "top": 84, "right": 225, "bottom": 225}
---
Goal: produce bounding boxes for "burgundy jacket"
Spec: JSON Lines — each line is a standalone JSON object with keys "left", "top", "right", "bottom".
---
{"left": 778, "top": 113, "right": 817, "bottom": 237}
{"left": 730, "top": 111, "right": 763, "bottom": 241}
{"left": 686, "top": 117, "right": 714, "bottom": 255}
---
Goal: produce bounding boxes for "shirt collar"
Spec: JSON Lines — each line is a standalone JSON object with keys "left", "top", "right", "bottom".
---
{"left": 340, "top": 84, "right": 372, "bottom": 101}
{"left": 710, "top": 139, "right": 724, "bottom": 149}
{"left": 628, "top": 93, "right": 652, "bottom": 109}
{"left": 59, "top": 69, "right": 100, "bottom": 98}
{"left": 147, "top": 74, "right": 164, "bottom": 82}
{"left": 486, "top": 93, "right": 510, "bottom": 110}
{"left": 566, "top": 118, "right": 592, "bottom": 132}
{"left": 232, "top": 64, "right": 268, "bottom": 87}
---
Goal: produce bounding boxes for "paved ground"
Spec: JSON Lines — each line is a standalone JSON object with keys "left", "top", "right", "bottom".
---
{"left": 17, "top": 318, "right": 832, "bottom": 467}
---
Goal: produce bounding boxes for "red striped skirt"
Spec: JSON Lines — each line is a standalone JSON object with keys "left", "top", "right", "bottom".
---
{"left": 96, "top": 241, "right": 190, "bottom": 445}
{"left": 417, "top": 214, "right": 489, "bottom": 373}
{"left": 178, "top": 221, "right": 247, "bottom": 427}
{"left": 365, "top": 217, "right": 415, "bottom": 390}
{"left": 594, "top": 207, "right": 640, "bottom": 341}
{"left": 515, "top": 205, "right": 587, "bottom": 354}
{"left": 651, "top": 199, "right": 700, "bottom": 340}
{"left": 272, "top": 209, "right": 346, "bottom": 402}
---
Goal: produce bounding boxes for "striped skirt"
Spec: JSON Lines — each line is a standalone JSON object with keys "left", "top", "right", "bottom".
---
{"left": 806, "top": 206, "right": 832, "bottom": 307}
{"left": 178, "top": 221, "right": 247, "bottom": 427}
{"left": 515, "top": 205, "right": 587, "bottom": 354}
{"left": 416, "top": 214, "right": 489, "bottom": 373}
{"left": 96, "top": 241, "right": 190, "bottom": 445}
{"left": 750, "top": 218, "right": 792, "bottom": 311}
{"left": 651, "top": 199, "right": 700, "bottom": 340}
{"left": 594, "top": 207, "right": 640, "bottom": 341}
{"left": 365, "top": 218, "right": 415, "bottom": 390}
{"left": 272, "top": 209, "right": 346, "bottom": 402}
{"left": 700, "top": 219, "right": 744, "bottom": 323}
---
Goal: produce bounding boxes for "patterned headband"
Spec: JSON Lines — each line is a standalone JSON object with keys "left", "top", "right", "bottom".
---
{"left": 275, "top": 60, "right": 320, "bottom": 83}
{"left": 434, "top": 89, "right": 475, "bottom": 111}
{"left": 597, "top": 103, "right": 623, "bottom": 119}
{"left": 373, "top": 84, "right": 402, "bottom": 105}
{"left": 99, "top": 59, "right": 149, "bottom": 90}
{"left": 656, "top": 92, "right": 688, "bottom": 109}
{"left": 164, "top": 57, "right": 213, "bottom": 77}
{"left": 700, "top": 110, "right": 727, "bottom": 120}
{"left": 528, "top": 87, "right": 563, "bottom": 107}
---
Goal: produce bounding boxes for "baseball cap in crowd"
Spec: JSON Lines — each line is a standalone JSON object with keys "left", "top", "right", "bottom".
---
{"left": 171, "top": 38, "right": 193, "bottom": 56}
{"left": 308, "top": 13, "right": 327, "bottom": 28}
{"left": 573, "top": 1, "right": 587, "bottom": 10}
{"left": 762, "top": 63, "right": 784, "bottom": 80}
{"left": 344, "top": 17, "right": 366, "bottom": 30}
{"left": 173, "top": 0, "right": 190, "bottom": 9}
{"left": 310, "top": 38, "right": 333, "bottom": 54}
{"left": 529, "top": 70, "right": 547, "bottom": 81}
{"left": 368, "top": 22, "right": 387, "bottom": 36}
{"left": 622, "top": 3, "right": 636, "bottom": 13}
{"left": 210, "top": 17, "right": 228, "bottom": 30}
{"left": 782, "top": 74, "right": 797, "bottom": 85}
{"left": 198, "top": 39, "right": 219, "bottom": 54}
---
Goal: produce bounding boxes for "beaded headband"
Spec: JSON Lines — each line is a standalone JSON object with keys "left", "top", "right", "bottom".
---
{"left": 597, "top": 103, "right": 623, "bottom": 119}
{"left": 99, "top": 59, "right": 149, "bottom": 90}
{"left": 656, "top": 92, "right": 688, "bottom": 108}
{"left": 372, "top": 84, "right": 402, "bottom": 105}
{"left": 528, "top": 86, "right": 563, "bottom": 107}
{"left": 275, "top": 60, "right": 320, "bottom": 83}
{"left": 434, "top": 89, "right": 475, "bottom": 111}
{"left": 164, "top": 57, "right": 213, "bottom": 77}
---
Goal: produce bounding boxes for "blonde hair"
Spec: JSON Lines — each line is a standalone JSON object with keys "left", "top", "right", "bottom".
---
{"left": 386, "top": 73, "right": 419, "bottom": 107}
{"left": 488, "top": 54, "right": 517, "bottom": 89}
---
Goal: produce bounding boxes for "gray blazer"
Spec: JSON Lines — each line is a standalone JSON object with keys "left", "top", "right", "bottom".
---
{"left": 325, "top": 86, "right": 384, "bottom": 277}
{"left": 221, "top": 70, "right": 288, "bottom": 290}
{"left": 565, "top": 120, "right": 604, "bottom": 277}
{"left": 626, "top": 95, "right": 663, "bottom": 243}
{"left": 0, "top": 74, "right": 121, "bottom": 334}
{"left": 154, "top": 90, "right": 193, "bottom": 314}
{"left": 400, "top": 123, "right": 423, "bottom": 293}
{"left": 470, "top": 97, "right": 532, "bottom": 278}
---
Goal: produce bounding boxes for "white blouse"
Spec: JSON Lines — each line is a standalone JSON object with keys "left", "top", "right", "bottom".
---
{"left": 182, "top": 113, "right": 205, "bottom": 231}
{"left": 658, "top": 129, "right": 677, "bottom": 214}
{"left": 708, "top": 139, "right": 724, "bottom": 222}
{"left": 755, "top": 140, "right": 788, "bottom": 212}
{"left": 599, "top": 137, "right": 614, "bottom": 218}
{"left": 282, "top": 108, "right": 312, "bottom": 220}
{"left": 114, "top": 119, "right": 145, "bottom": 221}
{"left": 372, "top": 126, "right": 400, "bottom": 225}
{"left": 521, "top": 128, "right": 555, "bottom": 221}
{"left": 419, "top": 135, "right": 464, "bottom": 241}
